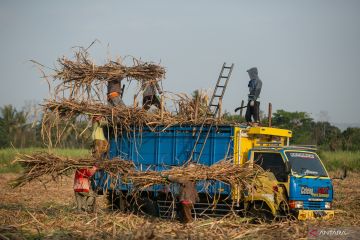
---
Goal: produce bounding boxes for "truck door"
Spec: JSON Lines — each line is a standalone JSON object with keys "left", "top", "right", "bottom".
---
{"left": 253, "top": 151, "right": 288, "bottom": 183}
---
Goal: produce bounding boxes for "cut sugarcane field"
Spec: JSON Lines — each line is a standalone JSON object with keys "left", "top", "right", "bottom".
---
{"left": 1, "top": 2, "right": 360, "bottom": 240}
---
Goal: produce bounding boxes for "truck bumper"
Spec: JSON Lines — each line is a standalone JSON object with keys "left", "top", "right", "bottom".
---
{"left": 296, "top": 210, "right": 335, "bottom": 220}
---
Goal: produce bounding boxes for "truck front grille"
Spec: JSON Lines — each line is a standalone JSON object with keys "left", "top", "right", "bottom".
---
{"left": 304, "top": 201, "right": 322, "bottom": 210}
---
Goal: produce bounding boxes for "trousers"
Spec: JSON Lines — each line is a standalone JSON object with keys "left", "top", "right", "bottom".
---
{"left": 92, "top": 139, "right": 109, "bottom": 159}
{"left": 108, "top": 95, "right": 125, "bottom": 107}
{"left": 178, "top": 203, "right": 193, "bottom": 223}
{"left": 75, "top": 191, "right": 96, "bottom": 212}
{"left": 245, "top": 101, "right": 260, "bottom": 122}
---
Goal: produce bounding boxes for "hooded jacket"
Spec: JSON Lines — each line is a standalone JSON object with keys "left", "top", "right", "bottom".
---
{"left": 141, "top": 81, "right": 162, "bottom": 97}
{"left": 247, "top": 67, "right": 262, "bottom": 101}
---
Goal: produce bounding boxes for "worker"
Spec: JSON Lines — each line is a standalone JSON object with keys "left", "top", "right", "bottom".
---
{"left": 91, "top": 115, "right": 109, "bottom": 160}
{"left": 141, "top": 80, "right": 163, "bottom": 110}
{"left": 161, "top": 172, "right": 199, "bottom": 223}
{"left": 73, "top": 166, "right": 98, "bottom": 212}
{"left": 245, "top": 67, "right": 262, "bottom": 124}
{"left": 107, "top": 79, "right": 125, "bottom": 107}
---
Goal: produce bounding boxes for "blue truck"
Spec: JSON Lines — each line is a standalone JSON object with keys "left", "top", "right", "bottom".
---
{"left": 93, "top": 124, "right": 335, "bottom": 220}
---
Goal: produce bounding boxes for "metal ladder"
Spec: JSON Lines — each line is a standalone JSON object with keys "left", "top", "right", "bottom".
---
{"left": 188, "top": 63, "right": 234, "bottom": 163}
{"left": 188, "top": 124, "right": 213, "bottom": 163}
{"left": 208, "top": 62, "right": 234, "bottom": 117}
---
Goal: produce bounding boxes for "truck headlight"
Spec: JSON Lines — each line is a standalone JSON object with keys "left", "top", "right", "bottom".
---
{"left": 289, "top": 200, "right": 303, "bottom": 209}
{"left": 324, "top": 202, "right": 332, "bottom": 209}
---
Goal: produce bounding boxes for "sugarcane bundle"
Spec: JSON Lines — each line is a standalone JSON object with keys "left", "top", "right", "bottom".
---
{"left": 129, "top": 160, "right": 262, "bottom": 191}
{"left": 51, "top": 50, "right": 165, "bottom": 101}
{"left": 55, "top": 50, "right": 165, "bottom": 84}
{"left": 11, "top": 152, "right": 134, "bottom": 188}
{"left": 12, "top": 152, "right": 262, "bottom": 192}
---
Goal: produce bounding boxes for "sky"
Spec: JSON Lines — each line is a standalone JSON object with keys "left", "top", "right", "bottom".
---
{"left": 0, "top": 0, "right": 359, "bottom": 125}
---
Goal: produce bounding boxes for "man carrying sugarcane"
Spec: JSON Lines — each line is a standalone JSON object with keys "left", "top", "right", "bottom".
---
{"left": 141, "top": 80, "right": 163, "bottom": 110}
{"left": 245, "top": 67, "right": 262, "bottom": 125}
{"left": 91, "top": 115, "right": 109, "bottom": 160}
{"left": 73, "top": 165, "right": 98, "bottom": 212}
{"left": 161, "top": 172, "right": 199, "bottom": 223}
{"left": 107, "top": 79, "right": 125, "bottom": 107}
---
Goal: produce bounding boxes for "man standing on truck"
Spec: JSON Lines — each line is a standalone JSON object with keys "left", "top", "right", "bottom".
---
{"left": 107, "top": 79, "right": 125, "bottom": 107}
{"left": 245, "top": 67, "right": 262, "bottom": 124}
{"left": 141, "top": 80, "right": 163, "bottom": 110}
{"left": 161, "top": 173, "right": 199, "bottom": 223}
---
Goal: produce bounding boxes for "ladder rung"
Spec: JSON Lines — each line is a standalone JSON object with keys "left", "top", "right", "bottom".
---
{"left": 209, "top": 104, "right": 218, "bottom": 107}
{"left": 223, "top": 66, "right": 232, "bottom": 69}
{"left": 213, "top": 95, "right": 222, "bottom": 98}
{"left": 220, "top": 76, "right": 228, "bottom": 78}
{"left": 216, "top": 85, "right": 224, "bottom": 88}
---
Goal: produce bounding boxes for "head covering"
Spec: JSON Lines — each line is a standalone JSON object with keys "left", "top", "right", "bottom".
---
{"left": 247, "top": 67, "right": 259, "bottom": 80}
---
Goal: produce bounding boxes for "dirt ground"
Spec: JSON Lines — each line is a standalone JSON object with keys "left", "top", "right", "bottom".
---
{"left": 0, "top": 172, "right": 359, "bottom": 240}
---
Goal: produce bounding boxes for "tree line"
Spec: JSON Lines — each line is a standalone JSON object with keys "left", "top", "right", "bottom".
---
{"left": 0, "top": 104, "right": 359, "bottom": 151}
{"left": 0, "top": 104, "right": 91, "bottom": 149}
{"left": 225, "top": 109, "right": 360, "bottom": 151}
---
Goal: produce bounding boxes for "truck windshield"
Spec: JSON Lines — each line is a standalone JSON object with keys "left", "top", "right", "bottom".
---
{"left": 285, "top": 151, "right": 328, "bottom": 177}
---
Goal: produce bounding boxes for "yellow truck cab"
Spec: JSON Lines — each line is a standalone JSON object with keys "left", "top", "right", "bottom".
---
{"left": 234, "top": 126, "right": 335, "bottom": 220}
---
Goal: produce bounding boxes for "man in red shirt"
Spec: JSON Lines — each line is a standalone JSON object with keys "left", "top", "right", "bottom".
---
{"left": 73, "top": 166, "right": 97, "bottom": 212}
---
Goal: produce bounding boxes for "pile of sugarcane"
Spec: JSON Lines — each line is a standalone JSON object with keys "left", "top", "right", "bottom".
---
{"left": 12, "top": 152, "right": 262, "bottom": 192}
{"left": 129, "top": 160, "right": 262, "bottom": 191}
{"left": 48, "top": 49, "right": 165, "bottom": 100}
{"left": 55, "top": 50, "right": 165, "bottom": 83}
{"left": 42, "top": 98, "right": 219, "bottom": 128}
{"left": 34, "top": 47, "right": 235, "bottom": 146}
{"left": 177, "top": 90, "right": 211, "bottom": 120}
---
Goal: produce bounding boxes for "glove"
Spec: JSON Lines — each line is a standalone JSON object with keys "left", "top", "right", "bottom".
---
{"left": 250, "top": 100, "right": 255, "bottom": 107}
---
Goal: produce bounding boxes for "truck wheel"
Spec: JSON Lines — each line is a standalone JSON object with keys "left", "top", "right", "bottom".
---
{"left": 246, "top": 202, "right": 274, "bottom": 223}
{"left": 138, "top": 198, "right": 160, "bottom": 217}
{"left": 107, "top": 191, "right": 126, "bottom": 211}
{"left": 275, "top": 201, "right": 291, "bottom": 221}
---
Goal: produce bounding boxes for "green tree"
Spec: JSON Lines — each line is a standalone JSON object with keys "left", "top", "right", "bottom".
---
{"left": 272, "top": 110, "right": 315, "bottom": 144}
{"left": 0, "top": 105, "right": 18, "bottom": 147}
{"left": 0, "top": 104, "right": 40, "bottom": 148}
{"left": 0, "top": 117, "right": 8, "bottom": 147}
{"left": 342, "top": 127, "right": 360, "bottom": 151}
{"left": 313, "top": 121, "right": 342, "bottom": 150}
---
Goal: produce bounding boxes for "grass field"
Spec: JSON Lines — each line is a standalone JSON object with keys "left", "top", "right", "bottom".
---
{"left": 319, "top": 150, "right": 360, "bottom": 171}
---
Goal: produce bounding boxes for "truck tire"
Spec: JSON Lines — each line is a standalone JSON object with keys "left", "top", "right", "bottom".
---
{"left": 138, "top": 198, "right": 160, "bottom": 217}
{"left": 275, "top": 201, "right": 291, "bottom": 221}
{"left": 107, "top": 191, "right": 126, "bottom": 211}
{"left": 246, "top": 202, "right": 274, "bottom": 223}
